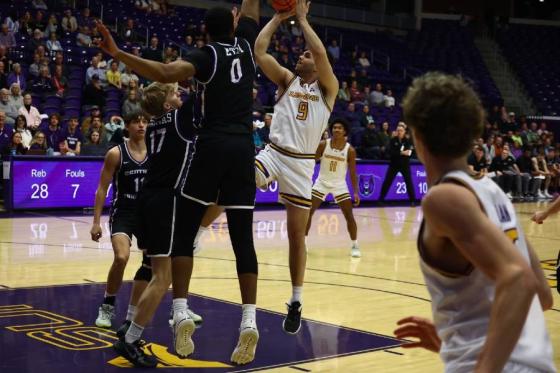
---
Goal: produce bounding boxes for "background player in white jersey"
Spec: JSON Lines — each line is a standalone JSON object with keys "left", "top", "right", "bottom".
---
{"left": 199, "top": 0, "right": 338, "bottom": 335}
{"left": 393, "top": 72, "right": 554, "bottom": 372}
{"left": 90, "top": 111, "right": 149, "bottom": 330}
{"left": 305, "top": 118, "right": 361, "bottom": 258}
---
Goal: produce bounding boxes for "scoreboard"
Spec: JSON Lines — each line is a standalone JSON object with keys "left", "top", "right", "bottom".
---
{"left": 4, "top": 156, "right": 427, "bottom": 210}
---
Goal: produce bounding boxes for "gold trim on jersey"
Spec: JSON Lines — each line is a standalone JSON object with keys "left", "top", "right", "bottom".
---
{"left": 254, "top": 159, "right": 270, "bottom": 178}
{"left": 270, "top": 143, "right": 315, "bottom": 159}
{"left": 279, "top": 192, "right": 312, "bottom": 208}
{"left": 275, "top": 75, "right": 298, "bottom": 104}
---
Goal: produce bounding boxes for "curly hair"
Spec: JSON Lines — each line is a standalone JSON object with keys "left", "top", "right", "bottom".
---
{"left": 402, "top": 72, "right": 485, "bottom": 158}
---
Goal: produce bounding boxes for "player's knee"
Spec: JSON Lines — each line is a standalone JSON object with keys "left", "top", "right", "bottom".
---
{"left": 114, "top": 252, "right": 130, "bottom": 267}
{"left": 133, "top": 265, "right": 152, "bottom": 282}
{"left": 236, "top": 247, "right": 258, "bottom": 275}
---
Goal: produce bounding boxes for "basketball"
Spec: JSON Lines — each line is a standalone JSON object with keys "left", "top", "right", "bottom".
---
{"left": 270, "top": 0, "right": 296, "bottom": 13}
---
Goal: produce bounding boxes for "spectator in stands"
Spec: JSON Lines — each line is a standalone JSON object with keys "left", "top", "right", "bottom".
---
{"left": 121, "top": 66, "right": 139, "bottom": 89}
{"left": 27, "top": 29, "right": 45, "bottom": 54}
{"left": 126, "top": 79, "right": 143, "bottom": 99}
{"left": 360, "top": 105, "right": 374, "bottom": 128}
{"left": 143, "top": 36, "right": 162, "bottom": 62}
{"left": 500, "top": 111, "right": 517, "bottom": 133}
{"left": 46, "top": 33, "right": 62, "bottom": 53}
{"left": 359, "top": 120, "right": 381, "bottom": 160}
{"left": 44, "top": 14, "right": 60, "bottom": 39}
{"left": 83, "top": 74, "right": 106, "bottom": 109}
{"left": 344, "top": 102, "right": 361, "bottom": 130}
{"left": 50, "top": 52, "right": 67, "bottom": 76}
{"left": 0, "top": 24, "right": 15, "bottom": 49}
{"left": 31, "top": 65, "right": 54, "bottom": 95}
{"left": 32, "top": 11, "right": 47, "bottom": 32}
{"left": 337, "top": 81, "right": 350, "bottom": 102}
{"left": 546, "top": 148, "right": 559, "bottom": 194}
{"left": 14, "top": 115, "right": 32, "bottom": 148}
{"left": 490, "top": 143, "right": 519, "bottom": 199}
{"left": 32, "top": 0, "right": 48, "bottom": 11}
{"left": 42, "top": 113, "right": 63, "bottom": 151}
{"left": 28, "top": 53, "right": 42, "bottom": 79}
{"left": 349, "top": 80, "right": 363, "bottom": 102}
{"left": 377, "top": 121, "right": 390, "bottom": 154}
{"left": 107, "top": 57, "right": 125, "bottom": 73}
{"left": 538, "top": 122, "right": 549, "bottom": 136}
{"left": 104, "top": 115, "right": 125, "bottom": 144}
{"left": 371, "top": 83, "right": 384, "bottom": 107}
{"left": 135, "top": 0, "right": 152, "bottom": 12}
{"left": 0, "top": 89, "right": 17, "bottom": 125}
{"left": 95, "top": 51, "right": 107, "bottom": 69}
{"left": 29, "top": 131, "right": 47, "bottom": 152}
{"left": 81, "top": 129, "right": 107, "bottom": 155}
{"left": 120, "top": 19, "right": 137, "bottom": 44}
{"left": 257, "top": 113, "right": 272, "bottom": 144}
{"left": 9, "top": 83, "right": 23, "bottom": 108}
{"left": 252, "top": 88, "right": 264, "bottom": 120}
{"left": 2, "top": 131, "right": 28, "bottom": 156}
{"left": 76, "top": 26, "right": 93, "bottom": 47}
{"left": 510, "top": 129, "right": 524, "bottom": 149}
{"left": 327, "top": 39, "right": 340, "bottom": 61}
{"left": 61, "top": 117, "right": 82, "bottom": 156}
{"left": 357, "top": 69, "right": 369, "bottom": 88}
{"left": 467, "top": 144, "right": 488, "bottom": 177}
{"left": 79, "top": 8, "right": 94, "bottom": 29}
{"left": 533, "top": 151, "right": 552, "bottom": 199}
{"left": 4, "top": 12, "right": 18, "bottom": 34}
{"left": 384, "top": 89, "right": 395, "bottom": 108}
{"left": 61, "top": 9, "right": 78, "bottom": 33}
{"left": 0, "top": 111, "right": 14, "bottom": 154}
{"left": 106, "top": 61, "right": 122, "bottom": 89}
{"left": 122, "top": 90, "right": 141, "bottom": 118}
{"left": 358, "top": 51, "right": 370, "bottom": 68}
{"left": 52, "top": 65, "right": 67, "bottom": 96}
{"left": 19, "top": 12, "right": 33, "bottom": 36}
{"left": 84, "top": 116, "right": 105, "bottom": 143}
{"left": 517, "top": 147, "right": 539, "bottom": 199}
{"left": 526, "top": 122, "right": 539, "bottom": 145}
{"left": 18, "top": 94, "right": 41, "bottom": 131}
{"left": 183, "top": 34, "right": 194, "bottom": 50}
{"left": 86, "top": 57, "right": 106, "bottom": 86}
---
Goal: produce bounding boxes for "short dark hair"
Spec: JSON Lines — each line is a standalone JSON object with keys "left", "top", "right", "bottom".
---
{"left": 402, "top": 72, "right": 485, "bottom": 158}
{"left": 329, "top": 118, "right": 350, "bottom": 135}
{"left": 124, "top": 108, "right": 146, "bottom": 125}
{"left": 204, "top": 7, "right": 234, "bottom": 41}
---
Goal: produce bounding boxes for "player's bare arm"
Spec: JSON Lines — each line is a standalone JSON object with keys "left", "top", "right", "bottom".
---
{"left": 238, "top": 0, "right": 260, "bottom": 22}
{"left": 525, "top": 239, "right": 553, "bottom": 310}
{"left": 254, "top": 13, "right": 295, "bottom": 90}
{"left": 95, "top": 21, "right": 196, "bottom": 83}
{"left": 423, "top": 183, "right": 539, "bottom": 373}
{"left": 348, "top": 146, "right": 360, "bottom": 206}
{"left": 314, "top": 140, "right": 326, "bottom": 160}
{"left": 532, "top": 195, "right": 560, "bottom": 223}
{"left": 90, "top": 147, "right": 120, "bottom": 242}
{"left": 295, "top": 0, "right": 338, "bottom": 109}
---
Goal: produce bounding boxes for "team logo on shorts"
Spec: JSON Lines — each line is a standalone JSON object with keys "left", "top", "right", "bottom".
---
{"left": 359, "top": 174, "right": 376, "bottom": 197}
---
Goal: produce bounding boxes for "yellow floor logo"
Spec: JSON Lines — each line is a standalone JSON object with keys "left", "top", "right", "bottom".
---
{"left": 541, "top": 259, "right": 557, "bottom": 288}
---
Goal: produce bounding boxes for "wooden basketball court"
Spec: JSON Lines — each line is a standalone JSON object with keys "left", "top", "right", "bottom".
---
{"left": 0, "top": 203, "right": 558, "bottom": 371}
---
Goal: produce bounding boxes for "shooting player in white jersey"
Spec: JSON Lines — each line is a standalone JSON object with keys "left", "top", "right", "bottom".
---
{"left": 305, "top": 118, "right": 361, "bottom": 258}
{"left": 393, "top": 73, "right": 554, "bottom": 373}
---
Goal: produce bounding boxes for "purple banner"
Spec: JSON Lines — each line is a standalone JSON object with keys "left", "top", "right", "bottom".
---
{"left": 9, "top": 157, "right": 427, "bottom": 210}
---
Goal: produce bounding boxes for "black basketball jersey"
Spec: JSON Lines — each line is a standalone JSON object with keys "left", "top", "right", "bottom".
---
{"left": 193, "top": 37, "right": 256, "bottom": 135}
{"left": 142, "top": 100, "right": 196, "bottom": 189}
{"left": 112, "top": 142, "right": 149, "bottom": 208}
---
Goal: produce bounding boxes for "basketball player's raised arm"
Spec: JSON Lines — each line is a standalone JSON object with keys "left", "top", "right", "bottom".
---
{"left": 295, "top": 0, "right": 338, "bottom": 109}
{"left": 423, "top": 184, "right": 539, "bottom": 373}
{"left": 238, "top": 0, "right": 259, "bottom": 24}
{"left": 95, "top": 21, "right": 196, "bottom": 83}
{"left": 348, "top": 146, "right": 360, "bottom": 206}
{"left": 254, "top": 14, "right": 295, "bottom": 90}
{"left": 90, "top": 147, "right": 120, "bottom": 242}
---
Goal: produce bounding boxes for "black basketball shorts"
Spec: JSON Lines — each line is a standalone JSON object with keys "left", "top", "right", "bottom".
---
{"left": 109, "top": 204, "right": 138, "bottom": 242}
{"left": 180, "top": 133, "right": 256, "bottom": 209}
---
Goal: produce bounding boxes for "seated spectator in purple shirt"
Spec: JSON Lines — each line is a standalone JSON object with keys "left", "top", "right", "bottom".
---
{"left": 61, "top": 117, "right": 83, "bottom": 156}
{"left": 344, "top": 102, "right": 361, "bottom": 130}
{"left": 8, "top": 63, "right": 27, "bottom": 92}
{"left": 0, "top": 111, "right": 14, "bottom": 154}
{"left": 0, "top": 24, "right": 15, "bottom": 48}
{"left": 41, "top": 113, "right": 63, "bottom": 150}
{"left": 29, "top": 131, "right": 48, "bottom": 152}
{"left": 31, "top": 66, "right": 54, "bottom": 95}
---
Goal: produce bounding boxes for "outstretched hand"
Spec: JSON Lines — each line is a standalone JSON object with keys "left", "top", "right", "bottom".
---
{"left": 393, "top": 316, "right": 441, "bottom": 353}
{"left": 531, "top": 211, "right": 548, "bottom": 224}
{"left": 94, "top": 20, "right": 119, "bottom": 57}
{"left": 295, "top": 0, "right": 310, "bottom": 21}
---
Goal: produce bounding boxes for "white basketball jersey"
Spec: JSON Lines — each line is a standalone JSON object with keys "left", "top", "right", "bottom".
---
{"left": 269, "top": 77, "right": 331, "bottom": 155}
{"left": 318, "top": 139, "right": 349, "bottom": 185}
{"left": 420, "top": 170, "right": 555, "bottom": 373}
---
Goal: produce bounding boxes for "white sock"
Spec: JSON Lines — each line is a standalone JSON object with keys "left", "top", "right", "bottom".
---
{"left": 304, "top": 236, "right": 308, "bottom": 246}
{"left": 173, "top": 298, "right": 187, "bottom": 317}
{"left": 125, "top": 321, "right": 144, "bottom": 344}
{"left": 290, "top": 286, "right": 303, "bottom": 304}
{"left": 126, "top": 305, "right": 137, "bottom": 321}
{"left": 352, "top": 240, "right": 358, "bottom": 247}
{"left": 241, "top": 304, "right": 257, "bottom": 328}
{"left": 104, "top": 291, "right": 116, "bottom": 298}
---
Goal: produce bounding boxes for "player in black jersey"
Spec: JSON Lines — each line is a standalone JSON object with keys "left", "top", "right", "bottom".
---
{"left": 90, "top": 110, "right": 149, "bottom": 331}
{"left": 97, "top": 1, "right": 260, "bottom": 364}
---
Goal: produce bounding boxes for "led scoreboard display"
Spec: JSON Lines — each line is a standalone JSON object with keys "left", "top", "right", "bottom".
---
{"left": 6, "top": 156, "right": 427, "bottom": 210}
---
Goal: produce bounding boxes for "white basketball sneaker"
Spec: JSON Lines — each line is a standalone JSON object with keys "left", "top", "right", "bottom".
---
{"left": 95, "top": 304, "right": 115, "bottom": 328}
{"left": 231, "top": 320, "right": 259, "bottom": 365}
{"left": 173, "top": 313, "right": 196, "bottom": 358}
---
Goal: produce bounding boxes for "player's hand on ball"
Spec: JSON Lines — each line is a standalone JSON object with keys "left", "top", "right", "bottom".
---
{"left": 274, "top": 9, "right": 295, "bottom": 21}
{"left": 393, "top": 316, "right": 441, "bottom": 353}
{"left": 90, "top": 224, "right": 103, "bottom": 242}
{"left": 532, "top": 211, "right": 548, "bottom": 224}
{"left": 295, "top": 0, "right": 310, "bottom": 21}
{"left": 353, "top": 192, "right": 360, "bottom": 207}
